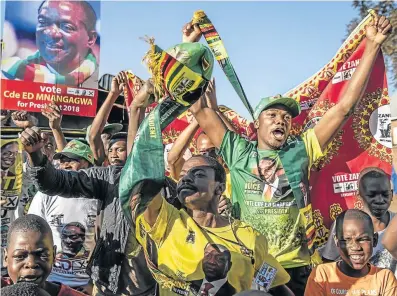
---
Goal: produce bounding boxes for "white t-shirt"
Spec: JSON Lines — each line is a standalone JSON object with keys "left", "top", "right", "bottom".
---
{"left": 320, "top": 211, "right": 397, "bottom": 277}
{"left": 28, "top": 192, "right": 98, "bottom": 287}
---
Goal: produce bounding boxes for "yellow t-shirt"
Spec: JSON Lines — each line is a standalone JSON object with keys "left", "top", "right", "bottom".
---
{"left": 304, "top": 262, "right": 397, "bottom": 296}
{"left": 136, "top": 198, "right": 290, "bottom": 296}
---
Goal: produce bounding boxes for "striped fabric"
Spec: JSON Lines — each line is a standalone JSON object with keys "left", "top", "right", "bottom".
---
{"left": 1, "top": 50, "right": 97, "bottom": 86}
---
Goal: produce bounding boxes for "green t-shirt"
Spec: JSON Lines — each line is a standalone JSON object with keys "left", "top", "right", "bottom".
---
{"left": 220, "top": 129, "right": 323, "bottom": 268}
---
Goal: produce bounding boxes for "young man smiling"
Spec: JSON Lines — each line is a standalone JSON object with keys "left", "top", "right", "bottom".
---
{"left": 305, "top": 209, "right": 397, "bottom": 295}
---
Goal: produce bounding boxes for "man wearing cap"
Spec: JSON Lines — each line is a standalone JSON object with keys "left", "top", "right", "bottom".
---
{"left": 189, "top": 15, "right": 392, "bottom": 296}
{"left": 107, "top": 132, "right": 127, "bottom": 167}
{"left": 28, "top": 140, "right": 97, "bottom": 294}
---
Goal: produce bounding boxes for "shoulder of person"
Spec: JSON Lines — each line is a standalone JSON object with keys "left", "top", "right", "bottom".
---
{"left": 311, "top": 262, "right": 336, "bottom": 280}
{"left": 389, "top": 211, "right": 396, "bottom": 219}
{"left": 371, "top": 264, "right": 396, "bottom": 277}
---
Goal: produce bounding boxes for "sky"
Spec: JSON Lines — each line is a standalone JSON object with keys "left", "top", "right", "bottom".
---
{"left": 1, "top": 1, "right": 394, "bottom": 119}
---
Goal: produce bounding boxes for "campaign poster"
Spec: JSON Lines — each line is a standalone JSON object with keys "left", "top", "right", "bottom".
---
{"left": 1, "top": 0, "right": 101, "bottom": 117}
{"left": 1, "top": 138, "right": 23, "bottom": 275}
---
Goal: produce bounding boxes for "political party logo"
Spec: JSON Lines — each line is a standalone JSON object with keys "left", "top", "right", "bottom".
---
{"left": 67, "top": 88, "right": 95, "bottom": 97}
{"left": 369, "top": 104, "right": 391, "bottom": 148}
{"left": 352, "top": 88, "right": 391, "bottom": 163}
{"left": 329, "top": 203, "right": 343, "bottom": 221}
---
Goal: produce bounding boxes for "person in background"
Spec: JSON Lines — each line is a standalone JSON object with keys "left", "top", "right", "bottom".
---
{"left": 304, "top": 209, "right": 397, "bottom": 295}
{"left": 1, "top": 0, "right": 99, "bottom": 88}
{"left": 188, "top": 14, "right": 392, "bottom": 296}
{"left": 321, "top": 167, "right": 396, "bottom": 276}
{"left": 86, "top": 123, "right": 123, "bottom": 166}
{"left": 2, "top": 214, "right": 86, "bottom": 295}
{"left": 87, "top": 71, "right": 126, "bottom": 166}
{"left": 107, "top": 132, "right": 127, "bottom": 167}
{"left": 28, "top": 140, "right": 97, "bottom": 294}
{"left": 382, "top": 214, "right": 397, "bottom": 260}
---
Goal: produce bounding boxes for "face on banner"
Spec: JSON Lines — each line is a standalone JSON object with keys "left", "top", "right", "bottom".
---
{"left": 1, "top": 138, "right": 23, "bottom": 205}
{"left": 1, "top": 0, "right": 100, "bottom": 117}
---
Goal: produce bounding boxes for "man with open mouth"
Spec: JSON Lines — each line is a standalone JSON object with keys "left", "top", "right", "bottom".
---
{"left": 3, "top": 214, "right": 85, "bottom": 295}
{"left": 189, "top": 13, "right": 392, "bottom": 296}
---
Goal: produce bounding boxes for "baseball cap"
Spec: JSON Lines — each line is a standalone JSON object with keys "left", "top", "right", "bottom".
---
{"left": 253, "top": 96, "right": 301, "bottom": 120}
{"left": 109, "top": 132, "right": 128, "bottom": 147}
{"left": 85, "top": 122, "right": 123, "bottom": 142}
{"left": 53, "top": 140, "right": 95, "bottom": 165}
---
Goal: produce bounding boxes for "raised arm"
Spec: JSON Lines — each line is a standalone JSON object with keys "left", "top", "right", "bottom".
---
{"left": 41, "top": 102, "right": 67, "bottom": 151}
{"left": 127, "top": 79, "right": 156, "bottom": 155}
{"left": 314, "top": 15, "right": 391, "bottom": 151}
{"left": 88, "top": 71, "right": 126, "bottom": 165}
{"left": 167, "top": 118, "right": 199, "bottom": 180}
{"left": 20, "top": 127, "right": 106, "bottom": 200}
{"left": 190, "top": 79, "right": 228, "bottom": 148}
{"left": 382, "top": 214, "right": 397, "bottom": 259}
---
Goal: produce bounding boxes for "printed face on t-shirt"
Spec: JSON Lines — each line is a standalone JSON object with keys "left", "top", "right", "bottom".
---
{"left": 60, "top": 223, "right": 85, "bottom": 257}
{"left": 5, "top": 230, "right": 55, "bottom": 286}
{"left": 336, "top": 219, "right": 375, "bottom": 272}
{"left": 202, "top": 243, "right": 232, "bottom": 282}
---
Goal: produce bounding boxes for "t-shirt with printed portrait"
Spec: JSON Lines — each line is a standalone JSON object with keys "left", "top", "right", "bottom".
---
{"left": 135, "top": 197, "right": 290, "bottom": 296}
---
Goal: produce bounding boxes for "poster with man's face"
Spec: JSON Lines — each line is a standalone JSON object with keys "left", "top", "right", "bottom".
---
{"left": 1, "top": 0, "right": 100, "bottom": 117}
{"left": 1, "top": 138, "right": 23, "bottom": 203}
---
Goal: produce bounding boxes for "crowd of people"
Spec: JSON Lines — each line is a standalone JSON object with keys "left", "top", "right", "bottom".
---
{"left": 1, "top": 2, "right": 397, "bottom": 296}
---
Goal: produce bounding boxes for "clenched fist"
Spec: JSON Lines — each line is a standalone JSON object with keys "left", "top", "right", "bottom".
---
{"left": 19, "top": 127, "right": 48, "bottom": 154}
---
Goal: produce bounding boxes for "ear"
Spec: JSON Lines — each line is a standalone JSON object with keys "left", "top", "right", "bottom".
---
{"left": 87, "top": 30, "right": 98, "bottom": 47}
{"left": 215, "top": 183, "right": 226, "bottom": 197}
{"left": 373, "top": 233, "right": 378, "bottom": 248}
{"left": 254, "top": 120, "right": 259, "bottom": 129}
{"left": 3, "top": 248, "right": 8, "bottom": 268}
{"left": 52, "top": 245, "right": 57, "bottom": 261}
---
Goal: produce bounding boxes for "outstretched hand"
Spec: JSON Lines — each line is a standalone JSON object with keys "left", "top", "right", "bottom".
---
{"left": 204, "top": 78, "right": 218, "bottom": 111}
{"left": 366, "top": 14, "right": 392, "bottom": 46}
{"left": 130, "top": 79, "right": 156, "bottom": 108}
{"left": 111, "top": 71, "right": 128, "bottom": 96}
{"left": 182, "top": 22, "right": 202, "bottom": 43}
{"left": 41, "top": 103, "right": 62, "bottom": 130}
